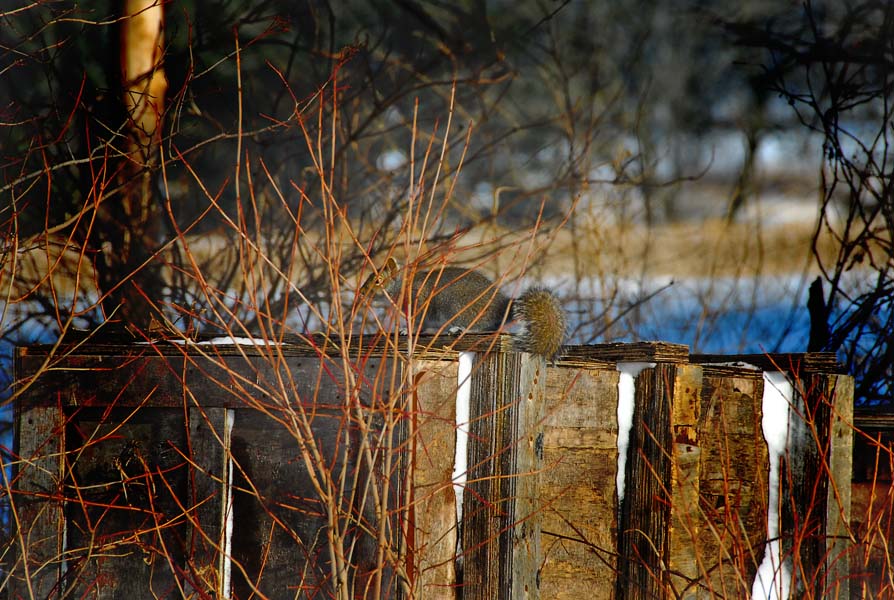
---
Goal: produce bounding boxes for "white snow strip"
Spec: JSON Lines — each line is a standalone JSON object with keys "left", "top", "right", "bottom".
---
{"left": 752, "top": 371, "right": 794, "bottom": 600}
{"left": 615, "top": 362, "right": 656, "bottom": 503}
{"left": 220, "top": 409, "right": 235, "bottom": 598}
{"left": 138, "top": 336, "right": 271, "bottom": 346}
{"left": 199, "top": 336, "right": 269, "bottom": 346}
{"left": 453, "top": 352, "right": 474, "bottom": 524}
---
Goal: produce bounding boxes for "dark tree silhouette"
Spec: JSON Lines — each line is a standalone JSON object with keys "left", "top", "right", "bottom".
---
{"left": 725, "top": 0, "right": 894, "bottom": 404}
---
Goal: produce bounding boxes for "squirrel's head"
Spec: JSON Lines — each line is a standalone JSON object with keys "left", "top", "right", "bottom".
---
{"left": 359, "top": 257, "right": 401, "bottom": 297}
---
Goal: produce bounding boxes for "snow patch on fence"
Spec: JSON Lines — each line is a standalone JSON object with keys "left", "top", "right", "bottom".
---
{"left": 453, "top": 352, "right": 474, "bottom": 522}
{"left": 752, "top": 371, "right": 794, "bottom": 600}
{"left": 615, "top": 362, "right": 655, "bottom": 503}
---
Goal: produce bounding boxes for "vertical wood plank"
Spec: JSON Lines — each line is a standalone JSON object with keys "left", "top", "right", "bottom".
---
{"left": 667, "top": 364, "right": 702, "bottom": 598}
{"left": 410, "top": 360, "right": 459, "bottom": 600}
{"left": 697, "top": 372, "right": 768, "bottom": 597}
{"left": 227, "top": 406, "right": 346, "bottom": 598}
{"left": 11, "top": 403, "right": 65, "bottom": 599}
{"left": 461, "top": 351, "right": 544, "bottom": 600}
{"left": 783, "top": 371, "right": 835, "bottom": 595}
{"left": 60, "top": 407, "right": 189, "bottom": 598}
{"left": 539, "top": 366, "right": 620, "bottom": 600}
{"left": 512, "top": 354, "right": 545, "bottom": 600}
{"left": 824, "top": 374, "right": 854, "bottom": 599}
{"left": 616, "top": 364, "right": 674, "bottom": 600}
{"left": 187, "top": 406, "right": 231, "bottom": 596}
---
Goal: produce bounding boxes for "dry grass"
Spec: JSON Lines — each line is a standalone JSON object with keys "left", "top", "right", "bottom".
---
{"left": 548, "top": 218, "right": 840, "bottom": 280}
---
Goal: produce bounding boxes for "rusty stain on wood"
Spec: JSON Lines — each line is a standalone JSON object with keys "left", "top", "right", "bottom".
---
{"left": 667, "top": 364, "right": 702, "bottom": 598}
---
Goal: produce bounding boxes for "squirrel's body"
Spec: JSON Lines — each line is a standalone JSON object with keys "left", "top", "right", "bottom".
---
{"left": 361, "top": 258, "right": 567, "bottom": 360}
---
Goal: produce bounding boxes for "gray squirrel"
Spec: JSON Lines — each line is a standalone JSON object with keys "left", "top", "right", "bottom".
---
{"left": 360, "top": 257, "right": 567, "bottom": 360}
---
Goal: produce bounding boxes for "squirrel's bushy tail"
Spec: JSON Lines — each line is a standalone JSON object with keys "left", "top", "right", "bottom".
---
{"left": 512, "top": 287, "right": 567, "bottom": 361}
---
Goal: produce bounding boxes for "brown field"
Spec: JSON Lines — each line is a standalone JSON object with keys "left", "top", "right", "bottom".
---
{"left": 547, "top": 217, "right": 841, "bottom": 279}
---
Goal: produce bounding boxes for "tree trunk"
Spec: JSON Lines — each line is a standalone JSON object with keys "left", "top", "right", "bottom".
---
{"left": 96, "top": 0, "right": 167, "bottom": 328}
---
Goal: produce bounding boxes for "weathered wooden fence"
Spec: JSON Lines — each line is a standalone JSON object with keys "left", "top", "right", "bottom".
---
{"left": 7, "top": 334, "right": 856, "bottom": 598}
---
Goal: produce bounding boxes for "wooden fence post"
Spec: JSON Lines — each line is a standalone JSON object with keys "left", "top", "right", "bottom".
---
{"left": 786, "top": 371, "right": 854, "bottom": 597}
{"left": 409, "top": 359, "right": 460, "bottom": 599}
{"left": 690, "top": 365, "right": 768, "bottom": 596}
{"left": 539, "top": 366, "right": 620, "bottom": 599}
{"left": 12, "top": 402, "right": 66, "bottom": 598}
{"left": 825, "top": 374, "right": 854, "bottom": 599}
{"left": 615, "top": 363, "right": 675, "bottom": 599}
{"left": 667, "top": 364, "right": 703, "bottom": 598}
{"left": 462, "top": 351, "right": 545, "bottom": 600}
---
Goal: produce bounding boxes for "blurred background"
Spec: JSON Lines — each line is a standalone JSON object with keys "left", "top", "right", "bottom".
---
{"left": 1, "top": 0, "right": 892, "bottom": 406}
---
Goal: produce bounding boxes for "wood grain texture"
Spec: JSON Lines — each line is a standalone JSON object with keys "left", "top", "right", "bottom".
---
{"left": 10, "top": 403, "right": 65, "bottom": 598}
{"left": 227, "top": 407, "right": 345, "bottom": 597}
{"left": 410, "top": 359, "right": 460, "bottom": 600}
{"left": 825, "top": 374, "right": 854, "bottom": 599}
{"left": 60, "top": 407, "right": 189, "bottom": 598}
{"left": 784, "top": 372, "right": 854, "bottom": 597}
{"left": 11, "top": 341, "right": 856, "bottom": 598}
{"left": 691, "top": 352, "right": 843, "bottom": 374}
{"left": 667, "top": 364, "right": 703, "bottom": 598}
{"left": 540, "top": 366, "right": 620, "bottom": 600}
{"left": 615, "top": 364, "right": 674, "bottom": 600}
{"left": 696, "top": 372, "right": 768, "bottom": 597}
{"left": 562, "top": 342, "right": 689, "bottom": 365}
{"left": 187, "top": 406, "right": 230, "bottom": 596}
{"left": 15, "top": 350, "right": 376, "bottom": 409}
{"left": 20, "top": 335, "right": 690, "bottom": 365}
{"left": 12, "top": 344, "right": 399, "bottom": 598}
{"left": 461, "top": 351, "right": 545, "bottom": 600}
